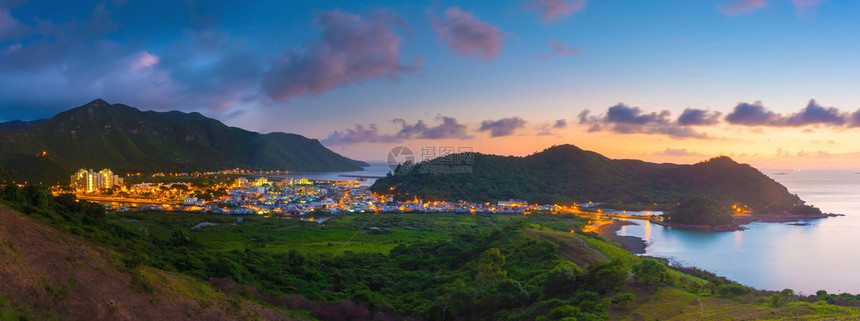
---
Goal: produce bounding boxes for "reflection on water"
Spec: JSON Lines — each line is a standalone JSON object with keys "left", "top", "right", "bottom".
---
{"left": 618, "top": 170, "right": 860, "bottom": 294}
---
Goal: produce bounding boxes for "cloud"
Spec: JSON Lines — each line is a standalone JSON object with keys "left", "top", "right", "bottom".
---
{"left": 677, "top": 108, "right": 721, "bottom": 126}
{"left": 606, "top": 104, "right": 670, "bottom": 125}
{"left": 322, "top": 116, "right": 471, "bottom": 145}
{"left": 479, "top": 117, "right": 526, "bottom": 137}
{"left": 792, "top": 0, "right": 824, "bottom": 17}
{"left": 262, "top": 10, "right": 421, "bottom": 103}
{"left": 653, "top": 148, "right": 705, "bottom": 157}
{"left": 579, "top": 104, "right": 708, "bottom": 139}
{"left": 524, "top": 0, "right": 587, "bottom": 23}
{"left": 726, "top": 100, "right": 846, "bottom": 127}
{"left": 539, "top": 39, "right": 581, "bottom": 60}
{"left": 724, "top": 101, "right": 779, "bottom": 125}
{"left": 392, "top": 116, "right": 471, "bottom": 139}
{"left": 719, "top": 0, "right": 767, "bottom": 15}
{"left": 432, "top": 7, "right": 505, "bottom": 60}
{"left": 0, "top": 7, "right": 27, "bottom": 41}
{"left": 537, "top": 118, "right": 567, "bottom": 136}
{"left": 0, "top": 2, "right": 270, "bottom": 117}
{"left": 784, "top": 100, "right": 846, "bottom": 126}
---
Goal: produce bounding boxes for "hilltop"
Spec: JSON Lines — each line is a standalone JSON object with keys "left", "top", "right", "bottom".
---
{"left": 0, "top": 99, "right": 367, "bottom": 184}
{"left": 371, "top": 144, "right": 808, "bottom": 214}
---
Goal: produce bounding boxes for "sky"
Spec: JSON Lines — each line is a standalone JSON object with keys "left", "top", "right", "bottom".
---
{"left": 2, "top": 0, "right": 860, "bottom": 169}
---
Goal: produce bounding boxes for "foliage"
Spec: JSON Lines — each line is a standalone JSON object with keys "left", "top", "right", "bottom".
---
{"left": 717, "top": 283, "right": 749, "bottom": 298}
{"left": 665, "top": 196, "right": 733, "bottom": 226}
{"left": 0, "top": 99, "right": 366, "bottom": 184}
{"left": 371, "top": 145, "right": 807, "bottom": 213}
{"left": 632, "top": 258, "right": 668, "bottom": 288}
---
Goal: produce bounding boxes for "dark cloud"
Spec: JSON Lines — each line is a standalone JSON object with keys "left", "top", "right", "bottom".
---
{"left": 432, "top": 7, "right": 505, "bottom": 60}
{"left": 784, "top": 100, "right": 846, "bottom": 126}
{"left": 850, "top": 110, "right": 860, "bottom": 127}
{"left": 606, "top": 104, "right": 670, "bottom": 125}
{"left": 726, "top": 100, "right": 847, "bottom": 127}
{"left": 724, "top": 101, "right": 779, "bottom": 125}
{"left": 653, "top": 148, "right": 705, "bottom": 157}
{"left": 323, "top": 116, "right": 471, "bottom": 145}
{"left": 392, "top": 116, "right": 471, "bottom": 140}
{"left": 719, "top": 0, "right": 767, "bottom": 15}
{"left": 524, "top": 0, "right": 586, "bottom": 23}
{"left": 262, "top": 10, "right": 421, "bottom": 103}
{"left": 579, "top": 104, "right": 707, "bottom": 139}
{"left": 677, "top": 108, "right": 721, "bottom": 126}
{"left": 479, "top": 117, "right": 526, "bottom": 137}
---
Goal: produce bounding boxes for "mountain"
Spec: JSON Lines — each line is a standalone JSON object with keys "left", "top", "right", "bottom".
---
{"left": 0, "top": 119, "right": 46, "bottom": 130}
{"left": 370, "top": 144, "right": 805, "bottom": 213}
{"left": 0, "top": 99, "right": 367, "bottom": 184}
{"left": 0, "top": 203, "right": 295, "bottom": 320}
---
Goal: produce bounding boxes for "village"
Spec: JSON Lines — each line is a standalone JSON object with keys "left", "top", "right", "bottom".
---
{"left": 57, "top": 168, "right": 574, "bottom": 217}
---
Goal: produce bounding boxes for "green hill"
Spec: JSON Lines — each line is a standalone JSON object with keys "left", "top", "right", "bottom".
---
{"left": 0, "top": 99, "right": 367, "bottom": 184}
{"left": 371, "top": 144, "right": 805, "bottom": 214}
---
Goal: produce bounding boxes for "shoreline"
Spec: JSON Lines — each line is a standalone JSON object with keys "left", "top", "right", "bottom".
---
{"left": 596, "top": 220, "right": 647, "bottom": 254}
{"left": 648, "top": 213, "right": 843, "bottom": 232}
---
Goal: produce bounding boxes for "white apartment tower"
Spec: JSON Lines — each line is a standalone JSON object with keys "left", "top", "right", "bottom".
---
{"left": 71, "top": 169, "right": 124, "bottom": 192}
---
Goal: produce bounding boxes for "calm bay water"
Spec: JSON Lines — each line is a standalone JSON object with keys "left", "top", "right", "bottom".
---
{"left": 618, "top": 170, "right": 860, "bottom": 294}
{"left": 283, "top": 164, "right": 390, "bottom": 186}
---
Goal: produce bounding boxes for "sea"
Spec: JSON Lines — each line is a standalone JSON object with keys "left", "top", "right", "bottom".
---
{"left": 617, "top": 170, "right": 860, "bottom": 294}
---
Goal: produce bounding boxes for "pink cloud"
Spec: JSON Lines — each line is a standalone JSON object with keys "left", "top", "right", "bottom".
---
{"left": 719, "top": 0, "right": 767, "bottom": 16}
{"left": 130, "top": 51, "right": 159, "bottom": 71}
{"left": 432, "top": 7, "right": 506, "bottom": 60}
{"left": 792, "top": 0, "right": 824, "bottom": 17}
{"left": 525, "top": 0, "right": 586, "bottom": 23}
{"left": 262, "top": 10, "right": 421, "bottom": 103}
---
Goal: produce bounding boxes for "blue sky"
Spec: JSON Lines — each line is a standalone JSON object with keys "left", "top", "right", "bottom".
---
{"left": 2, "top": 0, "right": 860, "bottom": 167}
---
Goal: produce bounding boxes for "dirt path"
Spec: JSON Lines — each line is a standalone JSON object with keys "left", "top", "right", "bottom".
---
{"left": 696, "top": 297, "right": 706, "bottom": 317}
{"left": 569, "top": 234, "right": 610, "bottom": 261}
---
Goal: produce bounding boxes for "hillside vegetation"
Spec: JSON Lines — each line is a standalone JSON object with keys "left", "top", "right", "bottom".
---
{"left": 2, "top": 184, "right": 858, "bottom": 320}
{"left": 0, "top": 99, "right": 366, "bottom": 184}
{"left": 371, "top": 144, "right": 807, "bottom": 214}
{"left": 0, "top": 190, "right": 299, "bottom": 320}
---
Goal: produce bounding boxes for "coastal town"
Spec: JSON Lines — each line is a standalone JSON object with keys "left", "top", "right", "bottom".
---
{"left": 57, "top": 168, "right": 593, "bottom": 216}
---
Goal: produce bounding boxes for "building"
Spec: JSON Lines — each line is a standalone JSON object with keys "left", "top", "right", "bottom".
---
{"left": 71, "top": 169, "right": 124, "bottom": 192}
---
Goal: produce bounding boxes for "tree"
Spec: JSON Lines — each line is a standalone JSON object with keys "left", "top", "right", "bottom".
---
{"left": 666, "top": 196, "right": 732, "bottom": 226}
{"left": 632, "top": 258, "right": 667, "bottom": 288}
{"left": 476, "top": 248, "right": 506, "bottom": 293}
{"left": 542, "top": 265, "right": 581, "bottom": 298}
{"left": 583, "top": 261, "right": 627, "bottom": 295}
{"left": 491, "top": 279, "right": 529, "bottom": 309}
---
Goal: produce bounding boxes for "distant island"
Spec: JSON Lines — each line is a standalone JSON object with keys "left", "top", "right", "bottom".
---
{"left": 371, "top": 144, "right": 827, "bottom": 225}
{"left": 0, "top": 99, "right": 367, "bottom": 185}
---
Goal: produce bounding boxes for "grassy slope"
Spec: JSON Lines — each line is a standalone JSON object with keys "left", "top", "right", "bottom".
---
{"left": 0, "top": 205, "right": 304, "bottom": 321}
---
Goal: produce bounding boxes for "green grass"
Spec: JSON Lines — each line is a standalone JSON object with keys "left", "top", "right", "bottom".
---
{"left": 0, "top": 295, "right": 39, "bottom": 321}
{"left": 114, "top": 212, "right": 556, "bottom": 256}
{"left": 580, "top": 234, "right": 640, "bottom": 267}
